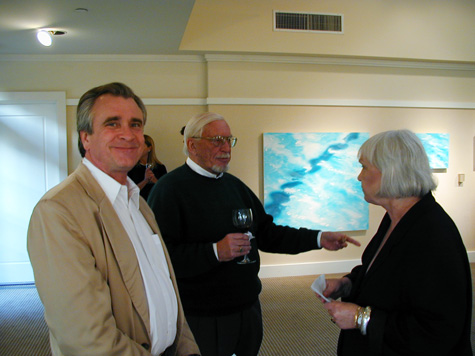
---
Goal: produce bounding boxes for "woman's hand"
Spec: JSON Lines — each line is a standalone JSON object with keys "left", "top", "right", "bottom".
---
{"left": 319, "top": 277, "right": 352, "bottom": 301}
{"left": 144, "top": 167, "right": 157, "bottom": 184}
{"left": 324, "top": 301, "right": 359, "bottom": 330}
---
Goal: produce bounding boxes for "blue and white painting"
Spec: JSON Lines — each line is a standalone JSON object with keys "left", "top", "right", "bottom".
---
{"left": 416, "top": 133, "right": 449, "bottom": 169}
{"left": 263, "top": 133, "right": 369, "bottom": 232}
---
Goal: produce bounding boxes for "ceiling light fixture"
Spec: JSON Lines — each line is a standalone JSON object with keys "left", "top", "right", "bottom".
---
{"left": 37, "top": 30, "right": 52, "bottom": 46}
{"left": 36, "top": 29, "right": 67, "bottom": 47}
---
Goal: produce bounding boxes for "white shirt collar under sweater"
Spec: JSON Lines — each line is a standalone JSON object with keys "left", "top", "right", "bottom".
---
{"left": 186, "top": 157, "right": 223, "bottom": 179}
{"left": 82, "top": 158, "right": 178, "bottom": 355}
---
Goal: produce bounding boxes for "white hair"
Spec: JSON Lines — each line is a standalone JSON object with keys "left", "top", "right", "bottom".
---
{"left": 358, "top": 129, "right": 437, "bottom": 198}
{"left": 182, "top": 112, "right": 225, "bottom": 156}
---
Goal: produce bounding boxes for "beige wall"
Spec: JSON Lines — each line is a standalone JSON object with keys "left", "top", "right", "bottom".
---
{"left": 210, "top": 104, "right": 475, "bottom": 265}
{"left": 206, "top": 59, "right": 475, "bottom": 102}
{"left": 183, "top": 0, "right": 475, "bottom": 62}
{"left": 0, "top": 58, "right": 207, "bottom": 98}
{"left": 1, "top": 55, "right": 474, "bottom": 272}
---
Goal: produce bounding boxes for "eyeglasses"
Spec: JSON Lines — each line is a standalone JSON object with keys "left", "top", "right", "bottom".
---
{"left": 192, "top": 136, "right": 238, "bottom": 147}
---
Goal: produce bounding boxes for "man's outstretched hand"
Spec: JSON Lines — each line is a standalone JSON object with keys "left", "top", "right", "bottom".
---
{"left": 321, "top": 232, "right": 360, "bottom": 251}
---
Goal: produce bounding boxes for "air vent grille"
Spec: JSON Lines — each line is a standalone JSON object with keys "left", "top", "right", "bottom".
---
{"left": 274, "top": 11, "right": 343, "bottom": 33}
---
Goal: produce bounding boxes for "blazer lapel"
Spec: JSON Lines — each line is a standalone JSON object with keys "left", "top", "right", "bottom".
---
{"left": 76, "top": 163, "right": 151, "bottom": 334}
{"left": 364, "top": 224, "right": 404, "bottom": 278}
{"left": 349, "top": 215, "right": 390, "bottom": 296}
{"left": 364, "top": 195, "right": 432, "bottom": 280}
{"left": 99, "top": 201, "right": 151, "bottom": 332}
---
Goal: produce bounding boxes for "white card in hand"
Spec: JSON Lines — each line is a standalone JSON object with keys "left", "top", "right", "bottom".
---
{"left": 311, "top": 274, "right": 331, "bottom": 302}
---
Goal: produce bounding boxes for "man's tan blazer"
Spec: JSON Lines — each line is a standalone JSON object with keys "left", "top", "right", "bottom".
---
{"left": 27, "top": 163, "right": 199, "bottom": 356}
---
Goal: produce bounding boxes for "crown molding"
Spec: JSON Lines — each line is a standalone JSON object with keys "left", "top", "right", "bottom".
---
{"left": 2, "top": 53, "right": 474, "bottom": 71}
{"left": 0, "top": 54, "right": 205, "bottom": 62}
{"left": 204, "top": 54, "right": 475, "bottom": 71}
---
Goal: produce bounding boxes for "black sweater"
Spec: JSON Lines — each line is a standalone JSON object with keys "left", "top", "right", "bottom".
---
{"left": 148, "top": 164, "right": 320, "bottom": 316}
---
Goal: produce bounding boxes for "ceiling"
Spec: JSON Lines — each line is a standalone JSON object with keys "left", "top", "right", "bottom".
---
{"left": 2, "top": 1, "right": 474, "bottom": 63}
{"left": 0, "top": 0, "right": 197, "bottom": 55}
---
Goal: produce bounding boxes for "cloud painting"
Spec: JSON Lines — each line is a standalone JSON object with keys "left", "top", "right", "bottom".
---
{"left": 263, "top": 132, "right": 369, "bottom": 232}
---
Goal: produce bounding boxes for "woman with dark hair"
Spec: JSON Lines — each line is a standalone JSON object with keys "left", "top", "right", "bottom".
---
{"left": 128, "top": 134, "right": 167, "bottom": 200}
{"left": 318, "top": 129, "right": 472, "bottom": 355}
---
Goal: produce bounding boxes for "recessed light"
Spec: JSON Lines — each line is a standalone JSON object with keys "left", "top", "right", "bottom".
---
{"left": 36, "top": 29, "right": 67, "bottom": 47}
{"left": 37, "top": 30, "right": 52, "bottom": 47}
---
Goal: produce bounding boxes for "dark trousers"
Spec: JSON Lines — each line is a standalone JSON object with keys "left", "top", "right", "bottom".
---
{"left": 186, "top": 299, "right": 263, "bottom": 356}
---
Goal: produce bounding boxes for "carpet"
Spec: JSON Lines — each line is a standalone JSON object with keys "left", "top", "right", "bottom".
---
{"left": 259, "top": 273, "right": 343, "bottom": 356}
{"left": 0, "top": 284, "right": 51, "bottom": 356}
{"left": 1, "top": 266, "right": 473, "bottom": 356}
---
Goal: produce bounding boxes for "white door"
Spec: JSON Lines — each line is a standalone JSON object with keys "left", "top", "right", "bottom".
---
{"left": 0, "top": 92, "right": 67, "bottom": 284}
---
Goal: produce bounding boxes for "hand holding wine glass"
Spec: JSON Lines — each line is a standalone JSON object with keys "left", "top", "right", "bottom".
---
{"left": 232, "top": 208, "right": 255, "bottom": 264}
{"left": 144, "top": 165, "right": 157, "bottom": 183}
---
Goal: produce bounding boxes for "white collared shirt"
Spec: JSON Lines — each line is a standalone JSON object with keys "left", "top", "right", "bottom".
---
{"left": 83, "top": 158, "right": 177, "bottom": 356}
{"left": 186, "top": 157, "right": 223, "bottom": 179}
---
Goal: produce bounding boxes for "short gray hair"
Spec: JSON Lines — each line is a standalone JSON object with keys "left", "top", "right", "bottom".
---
{"left": 358, "top": 129, "right": 437, "bottom": 198}
{"left": 77, "top": 82, "right": 147, "bottom": 157}
{"left": 182, "top": 112, "right": 225, "bottom": 156}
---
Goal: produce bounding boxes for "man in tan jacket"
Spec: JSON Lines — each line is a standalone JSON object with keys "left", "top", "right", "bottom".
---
{"left": 27, "top": 82, "right": 200, "bottom": 356}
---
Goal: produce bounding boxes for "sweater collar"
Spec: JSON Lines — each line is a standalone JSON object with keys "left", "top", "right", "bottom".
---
{"left": 186, "top": 157, "right": 223, "bottom": 179}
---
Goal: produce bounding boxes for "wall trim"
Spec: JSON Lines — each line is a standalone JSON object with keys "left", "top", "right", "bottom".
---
{"left": 144, "top": 98, "right": 208, "bottom": 106}
{"left": 2, "top": 53, "right": 474, "bottom": 71}
{"left": 258, "top": 259, "right": 360, "bottom": 279}
{"left": 66, "top": 97, "right": 475, "bottom": 109}
{"left": 206, "top": 98, "right": 475, "bottom": 109}
{"left": 66, "top": 98, "right": 208, "bottom": 106}
{"left": 259, "top": 251, "right": 475, "bottom": 279}
{"left": 0, "top": 54, "right": 205, "bottom": 63}
{"left": 205, "top": 54, "right": 475, "bottom": 71}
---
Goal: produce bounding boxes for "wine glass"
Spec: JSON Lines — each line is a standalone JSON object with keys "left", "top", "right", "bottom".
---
{"left": 144, "top": 163, "right": 152, "bottom": 183}
{"left": 232, "top": 208, "right": 255, "bottom": 264}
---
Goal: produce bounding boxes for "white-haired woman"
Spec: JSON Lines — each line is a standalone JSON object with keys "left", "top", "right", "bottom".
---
{"left": 319, "top": 129, "right": 472, "bottom": 355}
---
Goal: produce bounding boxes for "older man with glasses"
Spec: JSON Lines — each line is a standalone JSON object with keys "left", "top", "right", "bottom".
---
{"left": 147, "top": 112, "right": 359, "bottom": 356}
